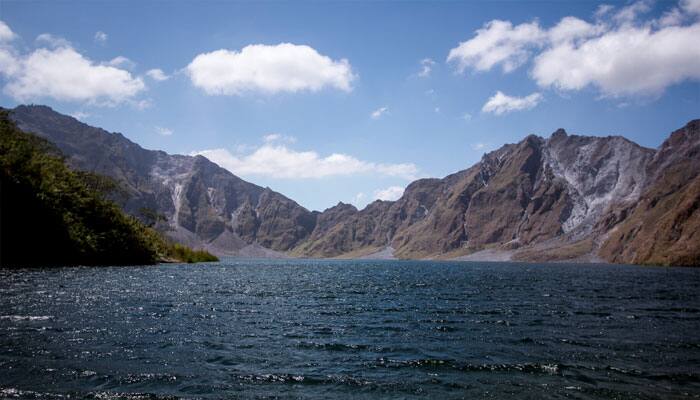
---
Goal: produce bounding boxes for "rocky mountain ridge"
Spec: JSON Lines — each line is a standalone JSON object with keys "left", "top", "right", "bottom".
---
{"left": 8, "top": 105, "right": 699, "bottom": 265}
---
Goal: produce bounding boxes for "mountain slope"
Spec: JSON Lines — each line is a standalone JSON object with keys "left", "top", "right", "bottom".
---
{"left": 0, "top": 111, "right": 186, "bottom": 266}
{"left": 8, "top": 105, "right": 699, "bottom": 265}
{"left": 293, "top": 128, "right": 660, "bottom": 263}
{"left": 598, "top": 120, "right": 700, "bottom": 266}
{"left": 9, "top": 105, "right": 316, "bottom": 256}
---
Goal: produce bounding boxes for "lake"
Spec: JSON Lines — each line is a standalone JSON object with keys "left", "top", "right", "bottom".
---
{"left": 1, "top": 259, "right": 699, "bottom": 399}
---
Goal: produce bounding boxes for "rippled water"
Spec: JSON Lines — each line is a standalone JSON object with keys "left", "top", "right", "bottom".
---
{"left": 1, "top": 259, "right": 700, "bottom": 399}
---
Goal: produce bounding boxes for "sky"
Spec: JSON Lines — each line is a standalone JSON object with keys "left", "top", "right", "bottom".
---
{"left": 0, "top": 0, "right": 698, "bottom": 212}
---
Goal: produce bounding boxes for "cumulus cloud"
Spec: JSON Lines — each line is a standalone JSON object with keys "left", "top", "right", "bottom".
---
{"left": 448, "top": 0, "right": 700, "bottom": 97}
{"left": 594, "top": 4, "right": 615, "bottom": 19}
{"left": 683, "top": 0, "right": 700, "bottom": 14}
{"left": 192, "top": 144, "right": 419, "bottom": 180}
{"left": 186, "top": 43, "right": 355, "bottom": 95}
{"left": 373, "top": 186, "right": 404, "bottom": 201}
{"left": 532, "top": 23, "right": 700, "bottom": 96}
{"left": 352, "top": 192, "right": 366, "bottom": 206}
{"left": 70, "top": 111, "right": 90, "bottom": 121}
{"left": 0, "top": 46, "right": 145, "bottom": 105}
{"left": 107, "top": 56, "right": 135, "bottom": 69}
{"left": 155, "top": 126, "right": 173, "bottom": 136}
{"left": 371, "top": 106, "right": 388, "bottom": 119}
{"left": 94, "top": 31, "right": 108, "bottom": 44}
{"left": 35, "top": 33, "right": 71, "bottom": 48}
{"left": 547, "top": 16, "right": 601, "bottom": 44}
{"left": 447, "top": 20, "right": 545, "bottom": 73}
{"left": 146, "top": 68, "right": 169, "bottom": 81}
{"left": 263, "top": 133, "right": 296, "bottom": 143}
{"left": 613, "top": 0, "right": 652, "bottom": 24}
{"left": 482, "top": 91, "right": 543, "bottom": 115}
{"left": 0, "top": 22, "right": 146, "bottom": 106}
{"left": 418, "top": 58, "right": 435, "bottom": 77}
{"left": 0, "top": 48, "right": 20, "bottom": 76}
{"left": 0, "top": 21, "right": 16, "bottom": 42}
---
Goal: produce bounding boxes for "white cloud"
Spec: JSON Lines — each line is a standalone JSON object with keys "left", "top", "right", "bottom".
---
{"left": 134, "top": 99, "right": 152, "bottom": 110}
{"left": 107, "top": 56, "right": 135, "bottom": 69}
{"left": 482, "top": 91, "right": 543, "bottom": 115}
{"left": 70, "top": 111, "right": 90, "bottom": 121}
{"left": 418, "top": 58, "right": 435, "bottom": 77}
{"left": 462, "top": 112, "right": 473, "bottom": 121}
{"left": 371, "top": 106, "right": 388, "bottom": 119}
{"left": 35, "top": 33, "right": 71, "bottom": 48}
{"left": 656, "top": 1, "right": 700, "bottom": 27}
{"left": 547, "top": 16, "right": 601, "bottom": 44}
{"left": 146, "top": 68, "right": 169, "bottom": 81}
{"left": 595, "top": 4, "right": 615, "bottom": 19}
{"left": 0, "top": 48, "right": 20, "bottom": 76}
{"left": 352, "top": 192, "right": 366, "bottom": 206}
{"left": 683, "top": 0, "right": 700, "bottom": 14}
{"left": 613, "top": 0, "right": 652, "bottom": 24}
{"left": 471, "top": 142, "right": 488, "bottom": 151}
{"left": 448, "top": 0, "right": 700, "bottom": 97}
{"left": 94, "top": 31, "right": 108, "bottom": 44}
{"left": 1, "top": 46, "right": 145, "bottom": 105}
{"left": 263, "top": 133, "right": 281, "bottom": 142}
{"left": 373, "top": 186, "right": 404, "bottom": 201}
{"left": 186, "top": 43, "right": 355, "bottom": 95}
{"left": 657, "top": 7, "right": 685, "bottom": 27}
{"left": 263, "top": 133, "right": 296, "bottom": 143}
{"left": 0, "top": 21, "right": 16, "bottom": 42}
{"left": 532, "top": 23, "right": 700, "bottom": 96}
{"left": 192, "top": 145, "right": 419, "bottom": 180}
{"left": 447, "top": 20, "right": 545, "bottom": 73}
{"left": 155, "top": 126, "right": 173, "bottom": 136}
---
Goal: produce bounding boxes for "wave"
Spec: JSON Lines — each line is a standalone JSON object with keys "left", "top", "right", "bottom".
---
{"left": 0, "top": 315, "right": 52, "bottom": 321}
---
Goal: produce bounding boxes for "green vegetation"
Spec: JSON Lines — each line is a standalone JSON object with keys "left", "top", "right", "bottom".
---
{"left": 0, "top": 111, "right": 217, "bottom": 266}
{"left": 167, "top": 243, "right": 219, "bottom": 263}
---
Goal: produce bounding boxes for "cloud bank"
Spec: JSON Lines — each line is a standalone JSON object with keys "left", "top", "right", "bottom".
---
{"left": 448, "top": 0, "right": 700, "bottom": 97}
{"left": 374, "top": 186, "right": 404, "bottom": 201}
{"left": 192, "top": 142, "right": 418, "bottom": 180}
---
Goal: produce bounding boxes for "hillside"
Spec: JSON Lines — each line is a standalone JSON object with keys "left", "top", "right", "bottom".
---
{"left": 0, "top": 111, "right": 216, "bottom": 266}
{"left": 8, "top": 105, "right": 699, "bottom": 266}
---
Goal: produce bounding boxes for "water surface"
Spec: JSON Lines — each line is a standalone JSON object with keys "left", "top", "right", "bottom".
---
{"left": 1, "top": 260, "right": 699, "bottom": 399}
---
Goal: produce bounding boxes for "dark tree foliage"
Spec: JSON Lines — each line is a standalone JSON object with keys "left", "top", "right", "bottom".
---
{"left": 0, "top": 112, "right": 217, "bottom": 267}
{"left": 138, "top": 207, "right": 167, "bottom": 228}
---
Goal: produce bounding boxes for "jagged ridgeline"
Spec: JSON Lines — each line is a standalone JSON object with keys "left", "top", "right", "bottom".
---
{"left": 0, "top": 111, "right": 217, "bottom": 266}
{"left": 6, "top": 105, "right": 700, "bottom": 266}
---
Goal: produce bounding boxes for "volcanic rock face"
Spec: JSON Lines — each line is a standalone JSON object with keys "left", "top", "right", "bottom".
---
{"left": 597, "top": 120, "right": 700, "bottom": 266}
{"left": 290, "top": 121, "right": 697, "bottom": 265}
{"left": 9, "top": 105, "right": 699, "bottom": 265}
{"left": 9, "top": 105, "right": 316, "bottom": 255}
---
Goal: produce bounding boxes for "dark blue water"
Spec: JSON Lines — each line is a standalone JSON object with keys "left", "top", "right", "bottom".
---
{"left": 1, "top": 260, "right": 700, "bottom": 399}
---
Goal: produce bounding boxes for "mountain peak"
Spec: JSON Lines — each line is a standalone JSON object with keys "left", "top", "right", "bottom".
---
{"left": 551, "top": 128, "right": 567, "bottom": 139}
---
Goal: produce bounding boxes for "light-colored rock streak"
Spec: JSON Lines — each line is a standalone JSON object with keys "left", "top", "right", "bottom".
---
{"left": 545, "top": 136, "right": 651, "bottom": 234}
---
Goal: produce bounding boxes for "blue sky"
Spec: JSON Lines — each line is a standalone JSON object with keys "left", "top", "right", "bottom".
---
{"left": 0, "top": 0, "right": 698, "bottom": 211}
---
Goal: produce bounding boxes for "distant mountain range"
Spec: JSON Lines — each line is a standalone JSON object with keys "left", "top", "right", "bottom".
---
{"left": 8, "top": 105, "right": 699, "bottom": 266}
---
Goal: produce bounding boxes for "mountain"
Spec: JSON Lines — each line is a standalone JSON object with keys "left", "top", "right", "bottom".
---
{"left": 0, "top": 111, "right": 217, "bottom": 266}
{"left": 293, "top": 129, "right": 657, "bottom": 262}
{"left": 7, "top": 105, "right": 699, "bottom": 265}
{"left": 9, "top": 105, "right": 316, "bottom": 257}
